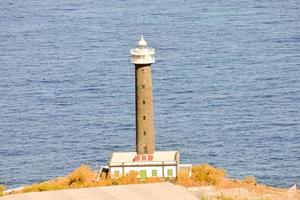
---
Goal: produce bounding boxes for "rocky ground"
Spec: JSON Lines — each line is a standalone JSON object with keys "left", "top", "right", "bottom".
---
{"left": 186, "top": 179, "right": 299, "bottom": 200}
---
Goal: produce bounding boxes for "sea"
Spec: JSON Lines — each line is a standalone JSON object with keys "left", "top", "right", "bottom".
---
{"left": 0, "top": 0, "right": 299, "bottom": 189}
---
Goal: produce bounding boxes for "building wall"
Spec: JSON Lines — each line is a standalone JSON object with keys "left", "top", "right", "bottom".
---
{"left": 110, "top": 165, "right": 177, "bottom": 178}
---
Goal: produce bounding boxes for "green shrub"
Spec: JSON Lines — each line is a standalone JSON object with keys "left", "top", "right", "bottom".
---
{"left": 192, "top": 164, "right": 226, "bottom": 185}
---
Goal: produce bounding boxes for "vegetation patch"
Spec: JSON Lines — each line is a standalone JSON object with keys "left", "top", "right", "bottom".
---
{"left": 0, "top": 185, "right": 5, "bottom": 196}
{"left": 17, "top": 164, "right": 163, "bottom": 194}
{"left": 215, "top": 194, "right": 247, "bottom": 200}
{"left": 5, "top": 163, "right": 226, "bottom": 195}
{"left": 175, "top": 171, "right": 197, "bottom": 187}
{"left": 242, "top": 175, "right": 257, "bottom": 185}
{"left": 191, "top": 164, "right": 226, "bottom": 185}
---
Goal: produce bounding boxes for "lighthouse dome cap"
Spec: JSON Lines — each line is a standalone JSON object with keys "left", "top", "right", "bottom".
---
{"left": 131, "top": 35, "right": 155, "bottom": 64}
{"left": 138, "top": 35, "right": 147, "bottom": 46}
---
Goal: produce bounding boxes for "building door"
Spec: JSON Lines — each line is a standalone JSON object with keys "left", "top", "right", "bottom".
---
{"left": 140, "top": 170, "right": 147, "bottom": 179}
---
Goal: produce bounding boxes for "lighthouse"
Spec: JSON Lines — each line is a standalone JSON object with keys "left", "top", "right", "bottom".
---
{"left": 131, "top": 36, "right": 155, "bottom": 155}
{"left": 106, "top": 36, "right": 186, "bottom": 180}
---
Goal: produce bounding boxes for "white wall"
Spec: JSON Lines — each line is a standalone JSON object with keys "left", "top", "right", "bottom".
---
{"left": 110, "top": 165, "right": 177, "bottom": 178}
{"left": 110, "top": 167, "right": 123, "bottom": 177}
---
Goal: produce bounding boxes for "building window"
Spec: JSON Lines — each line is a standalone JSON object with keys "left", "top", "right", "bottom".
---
{"left": 144, "top": 146, "right": 148, "bottom": 154}
{"left": 143, "top": 116, "right": 146, "bottom": 120}
{"left": 167, "top": 169, "right": 173, "bottom": 177}
{"left": 114, "top": 170, "right": 120, "bottom": 178}
{"left": 140, "top": 170, "right": 147, "bottom": 179}
{"left": 143, "top": 100, "right": 145, "bottom": 104}
{"left": 152, "top": 170, "right": 157, "bottom": 177}
{"left": 144, "top": 131, "right": 146, "bottom": 136}
{"left": 142, "top": 84, "right": 145, "bottom": 89}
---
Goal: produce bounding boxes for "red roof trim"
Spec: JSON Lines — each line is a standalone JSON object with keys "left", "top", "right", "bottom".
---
{"left": 148, "top": 154, "right": 153, "bottom": 161}
{"left": 133, "top": 155, "right": 140, "bottom": 162}
{"left": 133, "top": 154, "right": 154, "bottom": 162}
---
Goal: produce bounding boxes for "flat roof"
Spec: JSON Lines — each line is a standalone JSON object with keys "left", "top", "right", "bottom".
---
{"left": 1, "top": 182, "right": 198, "bottom": 200}
{"left": 109, "top": 151, "right": 179, "bottom": 165}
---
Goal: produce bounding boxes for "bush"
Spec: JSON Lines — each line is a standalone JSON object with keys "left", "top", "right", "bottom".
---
{"left": 68, "top": 164, "right": 95, "bottom": 186}
{"left": 243, "top": 175, "right": 257, "bottom": 185}
{"left": 96, "top": 176, "right": 113, "bottom": 187}
{"left": 0, "top": 185, "right": 5, "bottom": 196}
{"left": 192, "top": 164, "right": 226, "bottom": 185}
{"left": 117, "top": 171, "right": 139, "bottom": 185}
{"left": 21, "top": 164, "right": 97, "bottom": 193}
{"left": 176, "top": 171, "right": 196, "bottom": 187}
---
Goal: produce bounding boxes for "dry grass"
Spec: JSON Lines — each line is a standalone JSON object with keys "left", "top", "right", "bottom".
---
{"left": 115, "top": 171, "right": 139, "bottom": 185}
{"left": 17, "top": 164, "right": 163, "bottom": 194}
{"left": 242, "top": 176, "right": 257, "bottom": 185}
{"left": 198, "top": 193, "right": 249, "bottom": 200}
{"left": 176, "top": 171, "right": 197, "bottom": 187}
{"left": 68, "top": 164, "right": 95, "bottom": 186}
{"left": 0, "top": 185, "right": 5, "bottom": 196}
{"left": 192, "top": 164, "right": 226, "bottom": 185}
{"left": 175, "top": 164, "right": 227, "bottom": 187}
{"left": 215, "top": 194, "right": 248, "bottom": 200}
{"left": 20, "top": 164, "right": 98, "bottom": 193}
{"left": 6, "top": 163, "right": 227, "bottom": 195}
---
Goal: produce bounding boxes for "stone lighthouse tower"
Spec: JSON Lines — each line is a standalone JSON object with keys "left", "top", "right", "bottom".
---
{"left": 107, "top": 37, "right": 181, "bottom": 179}
{"left": 131, "top": 36, "right": 155, "bottom": 155}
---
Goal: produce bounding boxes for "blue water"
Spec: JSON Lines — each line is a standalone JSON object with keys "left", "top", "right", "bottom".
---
{"left": 1, "top": 0, "right": 300, "bottom": 189}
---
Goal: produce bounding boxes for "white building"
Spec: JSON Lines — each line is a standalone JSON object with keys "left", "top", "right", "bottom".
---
{"left": 109, "top": 151, "right": 180, "bottom": 179}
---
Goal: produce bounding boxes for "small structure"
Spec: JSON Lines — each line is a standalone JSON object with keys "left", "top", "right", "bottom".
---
{"left": 105, "top": 36, "right": 190, "bottom": 179}
{"left": 109, "top": 151, "right": 179, "bottom": 179}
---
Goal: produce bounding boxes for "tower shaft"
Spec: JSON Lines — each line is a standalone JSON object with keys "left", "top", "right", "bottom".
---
{"left": 135, "top": 64, "right": 155, "bottom": 154}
